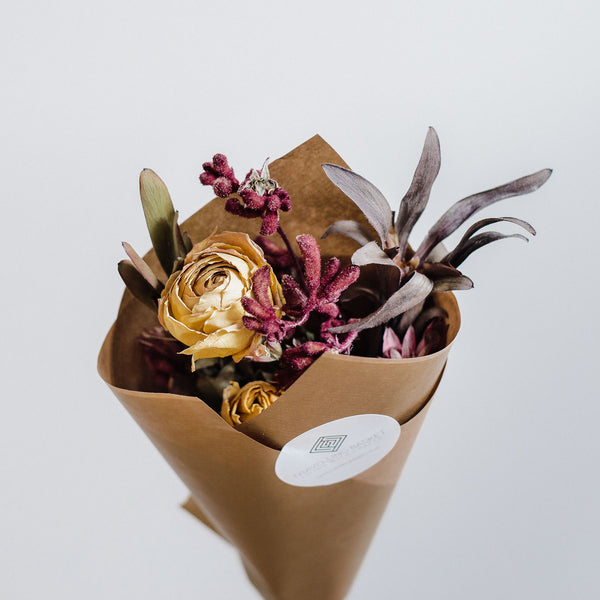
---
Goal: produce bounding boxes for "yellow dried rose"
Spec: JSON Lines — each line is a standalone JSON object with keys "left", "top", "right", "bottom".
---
{"left": 221, "top": 380, "right": 280, "bottom": 426}
{"left": 158, "top": 231, "right": 283, "bottom": 367}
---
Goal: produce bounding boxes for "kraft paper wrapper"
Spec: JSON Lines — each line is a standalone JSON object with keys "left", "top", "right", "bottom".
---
{"left": 98, "top": 136, "right": 460, "bottom": 600}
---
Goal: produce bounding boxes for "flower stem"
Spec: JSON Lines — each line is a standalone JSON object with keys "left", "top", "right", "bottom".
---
{"left": 277, "top": 224, "right": 306, "bottom": 289}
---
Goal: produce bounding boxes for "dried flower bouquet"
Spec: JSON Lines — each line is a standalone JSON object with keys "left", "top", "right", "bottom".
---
{"left": 99, "top": 131, "right": 550, "bottom": 600}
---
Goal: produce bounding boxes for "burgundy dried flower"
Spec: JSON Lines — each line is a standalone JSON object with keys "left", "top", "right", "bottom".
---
{"left": 200, "top": 156, "right": 292, "bottom": 236}
{"left": 255, "top": 236, "right": 295, "bottom": 272}
{"left": 282, "top": 234, "right": 360, "bottom": 322}
{"left": 199, "top": 154, "right": 240, "bottom": 198}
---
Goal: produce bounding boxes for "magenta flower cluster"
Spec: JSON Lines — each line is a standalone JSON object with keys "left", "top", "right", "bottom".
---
{"left": 200, "top": 154, "right": 291, "bottom": 236}
{"left": 242, "top": 233, "right": 360, "bottom": 383}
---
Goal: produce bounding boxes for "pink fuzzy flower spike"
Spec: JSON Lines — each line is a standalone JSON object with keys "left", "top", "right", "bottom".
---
{"left": 201, "top": 156, "right": 292, "bottom": 236}
{"left": 199, "top": 154, "right": 239, "bottom": 198}
{"left": 241, "top": 266, "right": 287, "bottom": 343}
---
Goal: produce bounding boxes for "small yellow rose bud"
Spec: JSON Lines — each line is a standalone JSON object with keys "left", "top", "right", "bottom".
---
{"left": 221, "top": 380, "right": 280, "bottom": 426}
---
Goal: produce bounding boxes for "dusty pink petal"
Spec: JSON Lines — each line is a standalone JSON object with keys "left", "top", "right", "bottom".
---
{"left": 382, "top": 327, "right": 402, "bottom": 358}
{"left": 402, "top": 325, "right": 416, "bottom": 358}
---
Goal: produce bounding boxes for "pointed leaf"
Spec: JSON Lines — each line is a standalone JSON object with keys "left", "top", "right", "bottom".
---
{"left": 445, "top": 232, "right": 529, "bottom": 267}
{"left": 383, "top": 327, "right": 402, "bottom": 357}
{"left": 322, "top": 220, "right": 375, "bottom": 247}
{"left": 395, "top": 127, "right": 441, "bottom": 256}
{"left": 458, "top": 216, "right": 536, "bottom": 240}
{"left": 416, "top": 168, "right": 551, "bottom": 260}
{"left": 402, "top": 325, "right": 416, "bottom": 358}
{"left": 432, "top": 275, "right": 474, "bottom": 292}
{"left": 426, "top": 241, "right": 449, "bottom": 262}
{"left": 182, "top": 230, "right": 194, "bottom": 253}
{"left": 328, "top": 272, "right": 433, "bottom": 334}
{"left": 122, "top": 242, "right": 162, "bottom": 292}
{"left": 351, "top": 241, "right": 397, "bottom": 268}
{"left": 398, "top": 301, "right": 425, "bottom": 337}
{"left": 413, "top": 306, "right": 448, "bottom": 336}
{"left": 419, "top": 262, "right": 465, "bottom": 281}
{"left": 139, "top": 168, "right": 179, "bottom": 275}
{"left": 118, "top": 260, "right": 160, "bottom": 311}
{"left": 322, "top": 163, "right": 393, "bottom": 247}
{"left": 172, "top": 210, "right": 188, "bottom": 260}
{"left": 442, "top": 217, "right": 535, "bottom": 266}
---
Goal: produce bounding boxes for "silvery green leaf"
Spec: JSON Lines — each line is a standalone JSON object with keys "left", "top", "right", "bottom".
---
{"left": 118, "top": 260, "right": 160, "bottom": 311}
{"left": 459, "top": 216, "right": 536, "bottom": 240}
{"left": 415, "top": 168, "right": 551, "bottom": 260}
{"left": 398, "top": 301, "right": 425, "bottom": 337}
{"left": 193, "top": 357, "right": 220, "bottom": 370}
{"left": 425, "top": 241, "right": 449, "bottom": 262}
{"left": 139, "top": 168, "right": 179, "bottom": 276}
{"left": 182, "top": 230, "right": 194, "bottom": 253}
{"left": 328, "top": 272, "right": 433, "bottom": 334}
{"left": 413, "top": 306, "right": 448, "bottom": 335}
{"left": 322, "top": 163, "right": 393, "bottom": 247}
{"left": 395, "top": 127, "right": 441, "bottom": 256}
{"left": 172, "top": 210, "right": 188, "bottom": 261}
{"left": 351, "top": 241, "right": 398, "bottom": 268}
{"left": 441, "top": 217, "right": 535, "bottom": 266}
{"left": 432, "top": 275, "right": 474, "bottom": 292}
{"left": 445, "top": 232, "right": 529, "bottom": 267}
{"left": 419, "top": 261, "right": 465, "bottom": 281}
{"left": 322, "top": 220, "right": 375, "bottom": 247}
{"left": 122, "top": 242, "right": 162, "bottom": 292}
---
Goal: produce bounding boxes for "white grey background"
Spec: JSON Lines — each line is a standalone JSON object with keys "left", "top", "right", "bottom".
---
{"left": 1, "top": 1, "right": 598, "bottom": 598}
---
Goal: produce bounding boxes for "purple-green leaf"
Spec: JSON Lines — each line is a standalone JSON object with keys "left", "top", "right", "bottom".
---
{"left": 122, "top": 242, "right": 163, "bottom": 292}
{"left": 415, "top": 168, "right": 551, "bottom": 260}
{"left": 441, "top": 217, "right": 535, "bottom": 266}
{"left": 432, "top": 275, "right": 474, "bottom": 292}
{"left": 398, "top": 301, "right": 425, "bottom": 337}
{"left": 118, "top": 260, "right": 160, "bottom": 311}
{"left": 395, "top": 127, "right": 441, "bottom": 256}
{"left": 351, "top": 241, "right": 398, "bottom": 268}
{"left": 322, "top": 163, "right": 393, "bottom": 247}
{"left": 402, "top": 325, "right": 416, "bottom": 358}
{"left": 172, "top": 210, "right": 188, "bottom": 261}
{"left": 445, "top": 231, "right": 529, "bottom": 267}
{"left": 322, "top": 219, "right": 375, "bottom": 247}
{"left": 419, "top": 261, "right": 465, "bottom": 281}
{"left": 182, "top": 230, "right": 194, "bottom": 253}
{"left": 139, "top": 168, "right": 181, "bottom": 276}
{"left": 328, "top": 272, "right": 433, "bottom": 334}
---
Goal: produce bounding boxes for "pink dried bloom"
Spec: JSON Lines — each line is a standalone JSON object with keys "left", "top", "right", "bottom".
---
{"left": 382, "top": 327, "right": 402, "bottom": 359}
{"left": 382, "top": 315, "right": 448, "bottom": 359}
{"left": 285, "top": 234, "right": 360, "bottom": 320}
{"left": 318, "top": 264, "right": 361, "bottom": 305}
{"left": 280, "top": 341, "right": 331, "bottom": 372}
{"left": 139, "top": 326, "right": 194, "bottom": 394}
{"left": 416, "top": 317, "right": 448, "bottom": 356}
{"left": 199, "top": 153, "right": 239, "bottom": 198}
{"left": 201, "top": 157, "right": 293, "bottom": 236}
{"left": 260, "top": 211, "right": 280, "bottom": 236}
{"left": 296, "top": 234, "right": 321, "bottom": 294}
{"left": 241, "top": 266, "right": 288, "bottom": 343}
{"left": 255, "top": 236, "right": 295, "bottom": 271}
{"left": 320, "top": 316, "right": 359, "bottom": 353}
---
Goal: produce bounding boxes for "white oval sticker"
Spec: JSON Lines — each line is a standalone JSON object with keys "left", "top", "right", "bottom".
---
{"left": 275, "top": 414, "right": 401, "bottom": 487}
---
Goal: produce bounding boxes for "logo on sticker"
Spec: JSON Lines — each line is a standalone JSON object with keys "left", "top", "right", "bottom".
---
{"left": 275, "top": 414, "right": 401, "bottom": 487}
{"left": 310, "top": 435, "right": 347, "bottom": 453}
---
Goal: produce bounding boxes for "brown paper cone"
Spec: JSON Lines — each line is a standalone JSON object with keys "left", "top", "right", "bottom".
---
{"left": 98, "top": 136, "right": 461, "bottom": 600}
